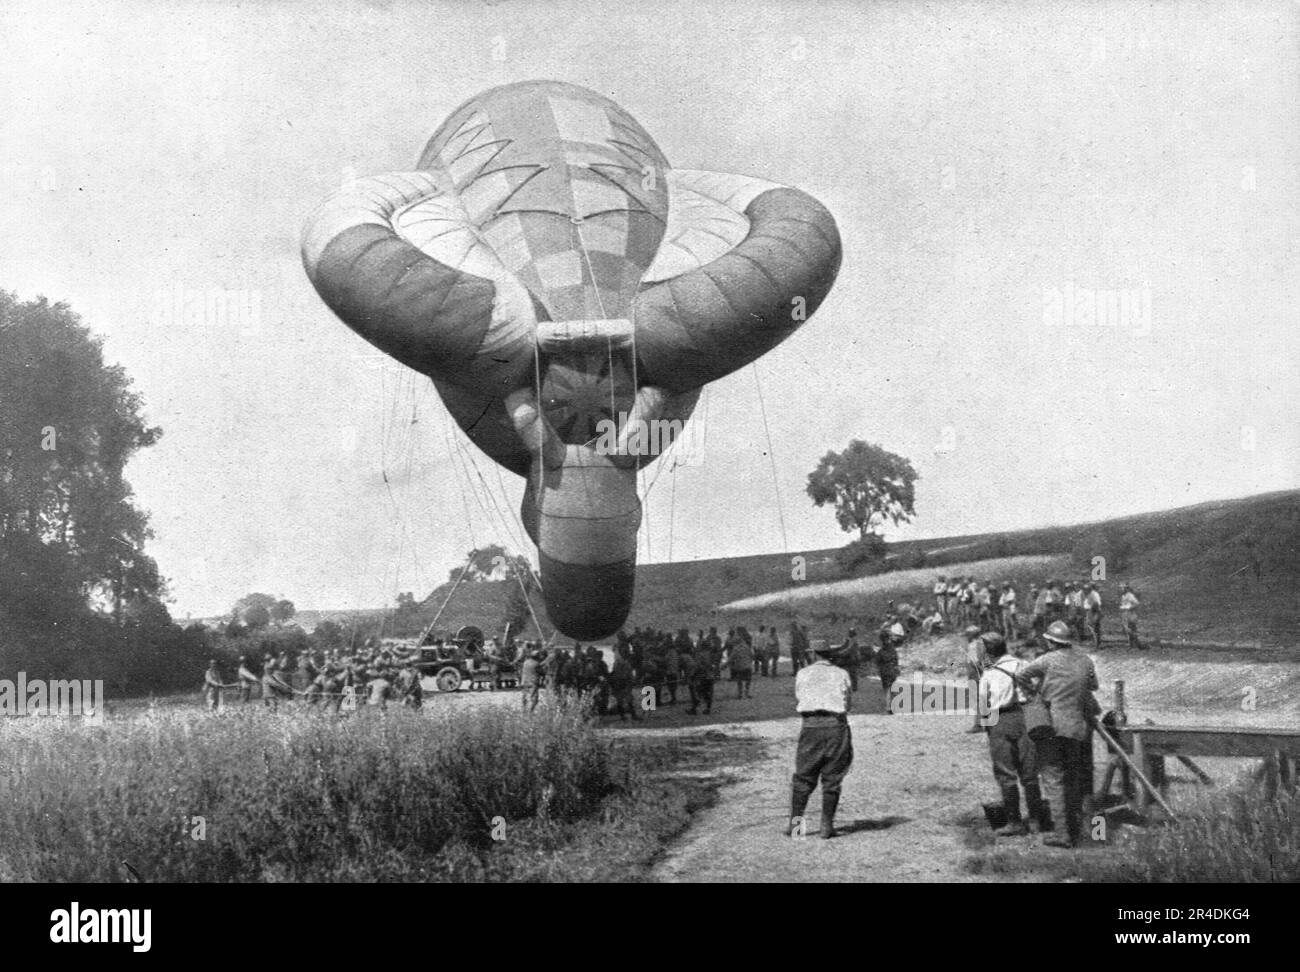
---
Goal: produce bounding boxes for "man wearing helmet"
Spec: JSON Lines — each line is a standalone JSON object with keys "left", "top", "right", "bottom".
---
{"left": 871, "top": 620, "right": 905, "bottom": 712}
{"left": 1018, "top": 620, "right": 1100, "bottom": 848}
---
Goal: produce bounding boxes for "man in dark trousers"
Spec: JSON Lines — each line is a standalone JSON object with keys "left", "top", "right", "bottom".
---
{"left": 786, "top": 639, "right": 853, "bottom": 839}
{"left": 687, "top": 634, "right": 719, "bottom": 715}
{"left": 789, "top": 621, "right": 809, "bottom": 674}
{"left": 519, "top": 650, "right": 543, "bottom": 712}
{"left": 1019, "top": 620, "right": 1100, "bottom": 847}
{"left": 978, "top": 631, "right": 1047, "bottom": 835}
{"left": 608, "top": 646, "right": 639, "bottom": 721}
{"left": 236, "top": 654, "right": 259, "bottom": 704}
{"left": 203, "top": 660, "right": 233, "bottom": 712}
{"left": 872, "top": 620, "right": 904, "bottom": 713}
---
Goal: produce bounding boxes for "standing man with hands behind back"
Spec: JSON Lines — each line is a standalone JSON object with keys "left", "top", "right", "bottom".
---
{"left": 786, "top": 639, "right": 854, "bottom": 840}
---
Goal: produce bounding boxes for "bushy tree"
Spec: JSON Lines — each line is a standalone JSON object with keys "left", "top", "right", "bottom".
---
{"left": 807, "top": 440, "right": 918, "bottom": 541}
{"left": 834, "top": 533, "right": 889, "bottom": 577}
{"left": 270, "top": 598, "right": 296, "bottom": 624}
{"left": 0, "top": 291, "right": 164, "bottom": 621}
{"left": 313, "top": 619, "right": 345, "bottom": 648}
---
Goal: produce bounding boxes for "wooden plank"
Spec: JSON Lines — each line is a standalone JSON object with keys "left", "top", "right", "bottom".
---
{"left": 1175, "top": 755, "right": 1215, "bottom": 785}
{"left": 1133, "top": 732, "right": 1149, "bottom": 814}
{"left": 1120, "top": 726, "right": 1300, "bottom": 760}
{"left": 1126, "top": 725, "right": 1300, "bottom": 737}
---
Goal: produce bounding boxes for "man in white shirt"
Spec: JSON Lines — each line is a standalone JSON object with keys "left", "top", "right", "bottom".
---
{"left": 1000, "top": 582, "right": 1017, "bottom": 639}
{"left": 966, "top": 577, "right": 980, "bottom": 625}
{"left": 1083, "top": 583, "right": 1102, "bottom": 650}
{"left": 976, "top": 581, "right": 993, "bottom": 630}
{"left": 765, "top": 624, "right": 782, "bottom": 677}
{"left": 963, "top": 625, "right": 986, "bottom": 734}
{"left": 1031, "top": 583, "right": 1050, "bottom": 635}
{"left": 1119, "top": 584, "right": 1143, "bottom": 650}
{"left": 786, "top": 639, "right": 854, "bottom": 839}
{"left": 978, "top": 633, "right": 1047, "bottom": 836}
{"left": 933, "top": 575, "right": 949, "bottom": 619}
{"left": 1064, "top": 583, "right": 1085, "bottom": 640}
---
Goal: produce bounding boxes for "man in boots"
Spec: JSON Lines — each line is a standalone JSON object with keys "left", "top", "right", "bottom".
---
{"left": 785, "top": 639, "right": 854, "bottom": 839}
{"left": 1019, "top": 620, "right": 1100, "bottom": 848}
{"left": 978, "top": 632, "right": 1048, "bottom": 836}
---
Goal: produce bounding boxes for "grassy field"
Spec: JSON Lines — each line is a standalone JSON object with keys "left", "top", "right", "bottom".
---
{"left": 0, "top": 699, "right": 756, "bottom": 882}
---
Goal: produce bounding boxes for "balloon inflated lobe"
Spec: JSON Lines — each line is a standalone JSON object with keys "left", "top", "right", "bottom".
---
{"left": 302, "top": 80, "right": 841, "bottom": 639}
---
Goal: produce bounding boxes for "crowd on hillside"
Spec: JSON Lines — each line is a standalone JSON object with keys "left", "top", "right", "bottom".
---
{"left": 201, "top": 571, "right": 1146, "bottom": 715}
{"left": 890, "top": 575, "right": 1146, "bottom": 651}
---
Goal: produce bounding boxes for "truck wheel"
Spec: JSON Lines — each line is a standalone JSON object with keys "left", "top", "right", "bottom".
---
{"left": 436, "top": 668, "right": 462, "bottom": 693}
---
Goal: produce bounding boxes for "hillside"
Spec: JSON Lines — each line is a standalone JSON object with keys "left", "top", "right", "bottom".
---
{"left": 305, "top": 489, "right": 1300, "bottom": 648}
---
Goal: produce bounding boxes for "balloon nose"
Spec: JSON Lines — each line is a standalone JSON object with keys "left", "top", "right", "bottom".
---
{"left": 538, "top": 552, "right": 635, "bottom": 641}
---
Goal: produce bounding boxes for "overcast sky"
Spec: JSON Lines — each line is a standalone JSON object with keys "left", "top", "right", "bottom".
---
{"left": 2, "top": 0, "right": 1297, "bottom": 619}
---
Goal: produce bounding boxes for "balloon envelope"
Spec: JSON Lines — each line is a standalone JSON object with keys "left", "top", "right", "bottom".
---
{"left": 302, "top": 80, "right": 841, "bottom": 639}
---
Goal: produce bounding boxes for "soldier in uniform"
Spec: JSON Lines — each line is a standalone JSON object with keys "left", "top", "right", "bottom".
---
{"left": 1031, "top": 584, "right": 1049, "bottom": 635}
{"left": 978, "top": 631, "right": 1047, "bottom": 836}
{"left": 261, "top": 652, "right": 286, "bottom": 710}
{"left": 1119, "top": 584, "right": 1143, "bottom": 650}
{"left": 871, "top": 620, "right": 903, "bottom": 712}
{"left": 727, "top": 628, "right": 754, "bottom": 699}
{"left": 236, "top": 654, "right": 259, "bottom": 704}
{"left": 764, "top": 624, "right": 781, "bottom": 677}
{"left": 608, "top": 646, "right": 640, "bottom": 721}
{"left": 976, "top": 580, "right": 993, "bottom": 631}
{"left": 1019, "top": 621, "right": 1100, "bottom": 847}
{"left": 786, "top": 639, "right": 853, "bottom": 839}
{"left": 678, "top": 639, "right": 699, "bottom": 712}
{"left": 202, "top": 660, "right": 232, "bottom": 712}
{"left": 661, "top": 635, "right": 681, "bottom": 704}
{"left": 687, "top": 634, "right": 718, "bottom": 715}
{"left": 1083, "top": 583, "right": 1103, "bottom": 650}
{"left": 933, "top": 575, "right": 949, "bottom": 620}
{"left": 398, "top": 658, "right": 423, "bottom": 709}
{"left": 1000, "top": 582, "right": 1017, "bottom": 639}
{"left": 542, "top": 645, "right": 564, "bottom": 691}
{"left": 519, "top": 650, "right": 543, "bottom": 712}
{"left": 585, "top": 645, "right": 611, "bottom": 715}
{"left": 789, "top": 621, "right": 809, "bottom": 674}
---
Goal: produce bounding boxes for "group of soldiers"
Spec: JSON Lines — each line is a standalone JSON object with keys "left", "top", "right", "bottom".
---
{"left": 202, "top": 644, "right": 427, "bottom": 713}
{"left": 965, "top": 621, "right": 1103, "bottom": 848}
{"left": 924, "top": 575, "right": 1145, "bottom": 651}
{"left": 786, "top": 611, "right": 1105, "bottom": 847}
{"left": 515, "top": 622, "right": 816, "bottom": 718}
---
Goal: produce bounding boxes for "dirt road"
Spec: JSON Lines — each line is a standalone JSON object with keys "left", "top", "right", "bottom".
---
{"left": 408, "top": 642, "right": 1299, "bottom": 882}
{"left": 630, "top": 669, "right": 1002, "bottom": 883}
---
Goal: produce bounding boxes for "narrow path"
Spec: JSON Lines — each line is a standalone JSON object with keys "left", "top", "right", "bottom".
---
{"left": 641, "top": 675, "right": 998, "bottom": 882}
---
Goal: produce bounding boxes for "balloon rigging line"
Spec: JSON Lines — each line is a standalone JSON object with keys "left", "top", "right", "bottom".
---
{"left": 751, "top": 361, "right": 789, "bottom": 554}
{"left": 450, "top": 418, "right": 544, "bottom": 593}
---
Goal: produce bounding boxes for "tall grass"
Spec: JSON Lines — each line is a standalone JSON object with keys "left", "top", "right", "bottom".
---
{"left": 1079, "top": 783, "right": 1300, "bottom": 883}
{"left": 0, "top": 698, "right": 634, "bottom": 882}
